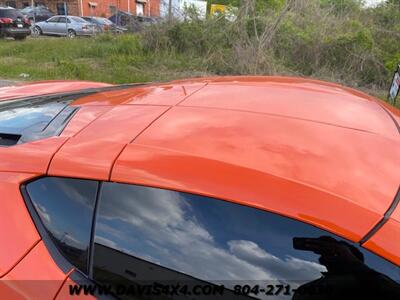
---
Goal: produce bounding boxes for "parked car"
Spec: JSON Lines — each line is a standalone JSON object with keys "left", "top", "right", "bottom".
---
{"left": 0, "top": 77, "right": 399, "bottom": 299}
{"left": 0, "top": 7, "right": 30, "bottom": 40}
{"left": 82, "top": 16, "right": 126, "bottom": 33}
{"left": 34, "top": 15, "right": 99, "bottom": 37}
{"left": 19, "top": 5, "right": 54, "bottom": 22}
{"left": 109, "top": 10, "right": 158, "bottom": 31}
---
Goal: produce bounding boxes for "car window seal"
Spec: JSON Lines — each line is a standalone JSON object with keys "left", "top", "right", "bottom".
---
{"left": 360, "top": 185, "right": 400, "bottom": 244}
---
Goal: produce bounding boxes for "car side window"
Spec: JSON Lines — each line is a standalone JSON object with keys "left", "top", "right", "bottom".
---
{"left": 25, "top": 177, "right": 98, "bottom": 273}
{"left": 92, "top": 183, "right": 400, "bottom": 299}
{"left": 47, "top": 16, "right": 59, "bottom": 23}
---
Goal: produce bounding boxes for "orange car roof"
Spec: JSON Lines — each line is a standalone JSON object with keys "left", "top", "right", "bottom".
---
{"left": 0, "top": 80, "right": 112, "bottom": 101}
{"left": 51, "top": 76, "right": 400, "bottom": 245}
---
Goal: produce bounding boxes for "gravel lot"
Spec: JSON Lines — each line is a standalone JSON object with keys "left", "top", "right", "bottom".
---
{"left": 0, "top": 80, "right": 17, "bottom": 87}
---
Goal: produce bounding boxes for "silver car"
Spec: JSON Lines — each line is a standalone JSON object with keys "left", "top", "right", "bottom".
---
{"left": 34, "top": 15, "right": 98, "bottom": 37}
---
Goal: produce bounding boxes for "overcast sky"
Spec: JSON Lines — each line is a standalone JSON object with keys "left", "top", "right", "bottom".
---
{"left": 364, "top": 0, "right": 386, "bottom": 7}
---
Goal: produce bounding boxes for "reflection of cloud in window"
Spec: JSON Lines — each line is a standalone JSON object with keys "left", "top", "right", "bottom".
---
{"left": 34, "top": 202, "right": 52, "bottom": 225}
{"left": 35, "top": 201, "right": 86, "bottom": 249}
{"left": 0, "top": 104, "right": 62, "bottom": 130}
{"left": 96, "top": 186, "right": 326, "bottom": 285}
{"left": 53, "top": 179, "right": 94, "bottom": 209}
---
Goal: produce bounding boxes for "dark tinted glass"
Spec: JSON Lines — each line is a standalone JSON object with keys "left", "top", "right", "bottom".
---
{"left": 93, "top": 183, "right": 400, "bottom": 299}
{"left": 26, "top": 177, "right": 98, "bottom": 273}
{"left": 19, "top": 7, "right": 32, "bottom": 13}
{"left": 0, "top": 8, "right": 22, "bottom": 18}
{"left": 95, "top": 17, "right": 112, "bottom": 25}
{"left": 0, "top": 98, "right": 72, "bottom": 135}
{"left": 70, "top": 17, "right": 85, "bottom": 23}
{"left": 47, "top": 16, "right": 59, "bottom": 22}
{"left": 0, "top": 95, "right": 79, "bottom": 145}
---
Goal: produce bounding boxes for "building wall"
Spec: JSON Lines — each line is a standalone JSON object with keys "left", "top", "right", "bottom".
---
{"left": 0, "top": 0, "right": 80, "bottom": 15}
{"left": 0, "top": 0, "right": 160, "bottom": 17}
{"left": 82, "top": 0, "right": 159, "bottom": 17}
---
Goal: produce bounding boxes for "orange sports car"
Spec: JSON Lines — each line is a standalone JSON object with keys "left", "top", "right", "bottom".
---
{"left": 0, "top": 77, "right": 399, "bottom": 300}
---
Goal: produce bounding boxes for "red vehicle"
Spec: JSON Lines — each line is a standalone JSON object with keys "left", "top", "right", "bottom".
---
{"left": 0, "top": 77, "right": 399, "bottom": 299}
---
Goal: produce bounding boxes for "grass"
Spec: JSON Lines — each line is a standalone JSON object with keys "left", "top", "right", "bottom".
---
{"left": 0, "top": 34, "right": 396, "bottom": 107}
{"left": 0, "top": 35, "right": 211, "bottom": 84}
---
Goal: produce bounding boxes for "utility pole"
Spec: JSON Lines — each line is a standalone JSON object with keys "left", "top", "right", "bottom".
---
{"left": 31, "top": 0, "right": 36, "bottom": 36}
{"left": 64, "top": 2, "right": 68, "bottom": 37}
{"left": 168, "top": 0, "right": 172, "bottom": 21}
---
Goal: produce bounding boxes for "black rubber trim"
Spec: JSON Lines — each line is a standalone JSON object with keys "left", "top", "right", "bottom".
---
{"left": 18, "top": 106, "right": 79, "bottom": 144}
{"left": 21, "top": 180, "right": 115, "bottom": 299}
{"left": 0, "top": 133, "right": 21, "bottom": 146}
{"left": 88, "top": 181, "right": 103, "bottom": 278}
{"left": 0, "top": 82, "right": 149, "bottom": 105}
{"left": 360, "top": 185, "right": 400, "bottom": 244}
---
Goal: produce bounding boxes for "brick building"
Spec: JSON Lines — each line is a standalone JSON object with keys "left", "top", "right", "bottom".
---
{"left": 0, "top": 0, "right": 160, "bottom": 18}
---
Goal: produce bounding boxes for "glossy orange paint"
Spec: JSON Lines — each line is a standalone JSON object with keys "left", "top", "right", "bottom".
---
{"left": 0, "top": 172, "right": 41, "bottom": 278}
{"left": 377, "top": 99, "right": 400, "bottom": 128}
{"left": 0, "top": 137, "right": 68, "bottom": 174}
{"left": 126, "top": 83, "right": 207, "bottom": 106}
{"left": 0, "top": 76, "right": 399, "bottom": 287}
{"left": 72, "top": 82, "right": 207, "bottom": 106}
{"left": 392, "top": 202, "right": 400, "bottom": 223}
{"left": 111, "top": 105, "right": 400, "bottom": 241}
{"left": 48, "top": 105, "right": 170, "bottom": 180}
{"left": 71, "top": 86, "right": 153, "bottom": 106}
{"left": 0, "top": 242, "right": 71, "bottom": 299}
{"left": 46, "top": 76, "right": 400, "bottom": 259}
{"left": 363, "top": 219, "right": 400, "bottom": 266}
{"left": 0, "top": 80, "right": 112, "bottom": 101}
{"left": 181, "top": 82, "right": 398, "bottom": 139}
{"left": 60, "top": 106, "right": 112, "bottom": 138}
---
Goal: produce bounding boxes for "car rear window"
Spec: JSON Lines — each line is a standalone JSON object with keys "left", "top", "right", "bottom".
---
{"left": 0, "top": 8, "right": 23, "bottom": 18}
{"left": 0, "top": 84, "right": 146, "bottom": 146}
{"left": 25, "top": 177, "right": 98, "bottom": 273}
{"left": 93, "top": 183, "right": 400, "bottom": 299}
{"left": 0, "top": 95, "right": 77, "bottom": 145}
{"left": 19, "top": 7, "right": 31, "bottom": 14}
{"left": 23, "top": 178, "right": 400, "bottom": 299}
{"left": 70, "top": 16, "right": 86, "bottom": 23}
{"left": 95, "top": 17, "right": 112, "bottom": 25}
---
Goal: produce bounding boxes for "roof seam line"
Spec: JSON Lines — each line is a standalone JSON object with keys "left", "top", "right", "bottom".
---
{"left": 65, "top": 106, "right": 111, "bottom": 138}
{"left": 45, "top": 137, "right": 71, "bottom": 175}
{"left": 52, "top": 268, "right": 75, "bottom": 300}
{"left": 107, "top": 106, "right": 174, "bottom": 181}
{"left": 107, "top": 82, "right": 208, "bottom": 181}
{"left": 375, "top": 102, "right": 400, "bottom": 134}
{"left": 360, "top": 185, "right": 400, "bottom": 244}
{"left": 46, "top": 105, "right": 112, "bottom": 175}
{"left": 0, "top": 238, "right": 41, "bottom": 279}
{"left": 178, "top": 104, "right": 379, "bottom": 135}
{"left": 175, "top": 82, "right": 209, "bottom": 106}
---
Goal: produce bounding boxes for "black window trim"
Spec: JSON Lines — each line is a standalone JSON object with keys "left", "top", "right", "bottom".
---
{"left": 20, "top": 176, "right": 400, "bottom": 291}
{"left": 21, "top": 181, "right": 76, "bottom": 274}
{"left": 20, "top": 179, "right": 112, "bottom": 300}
